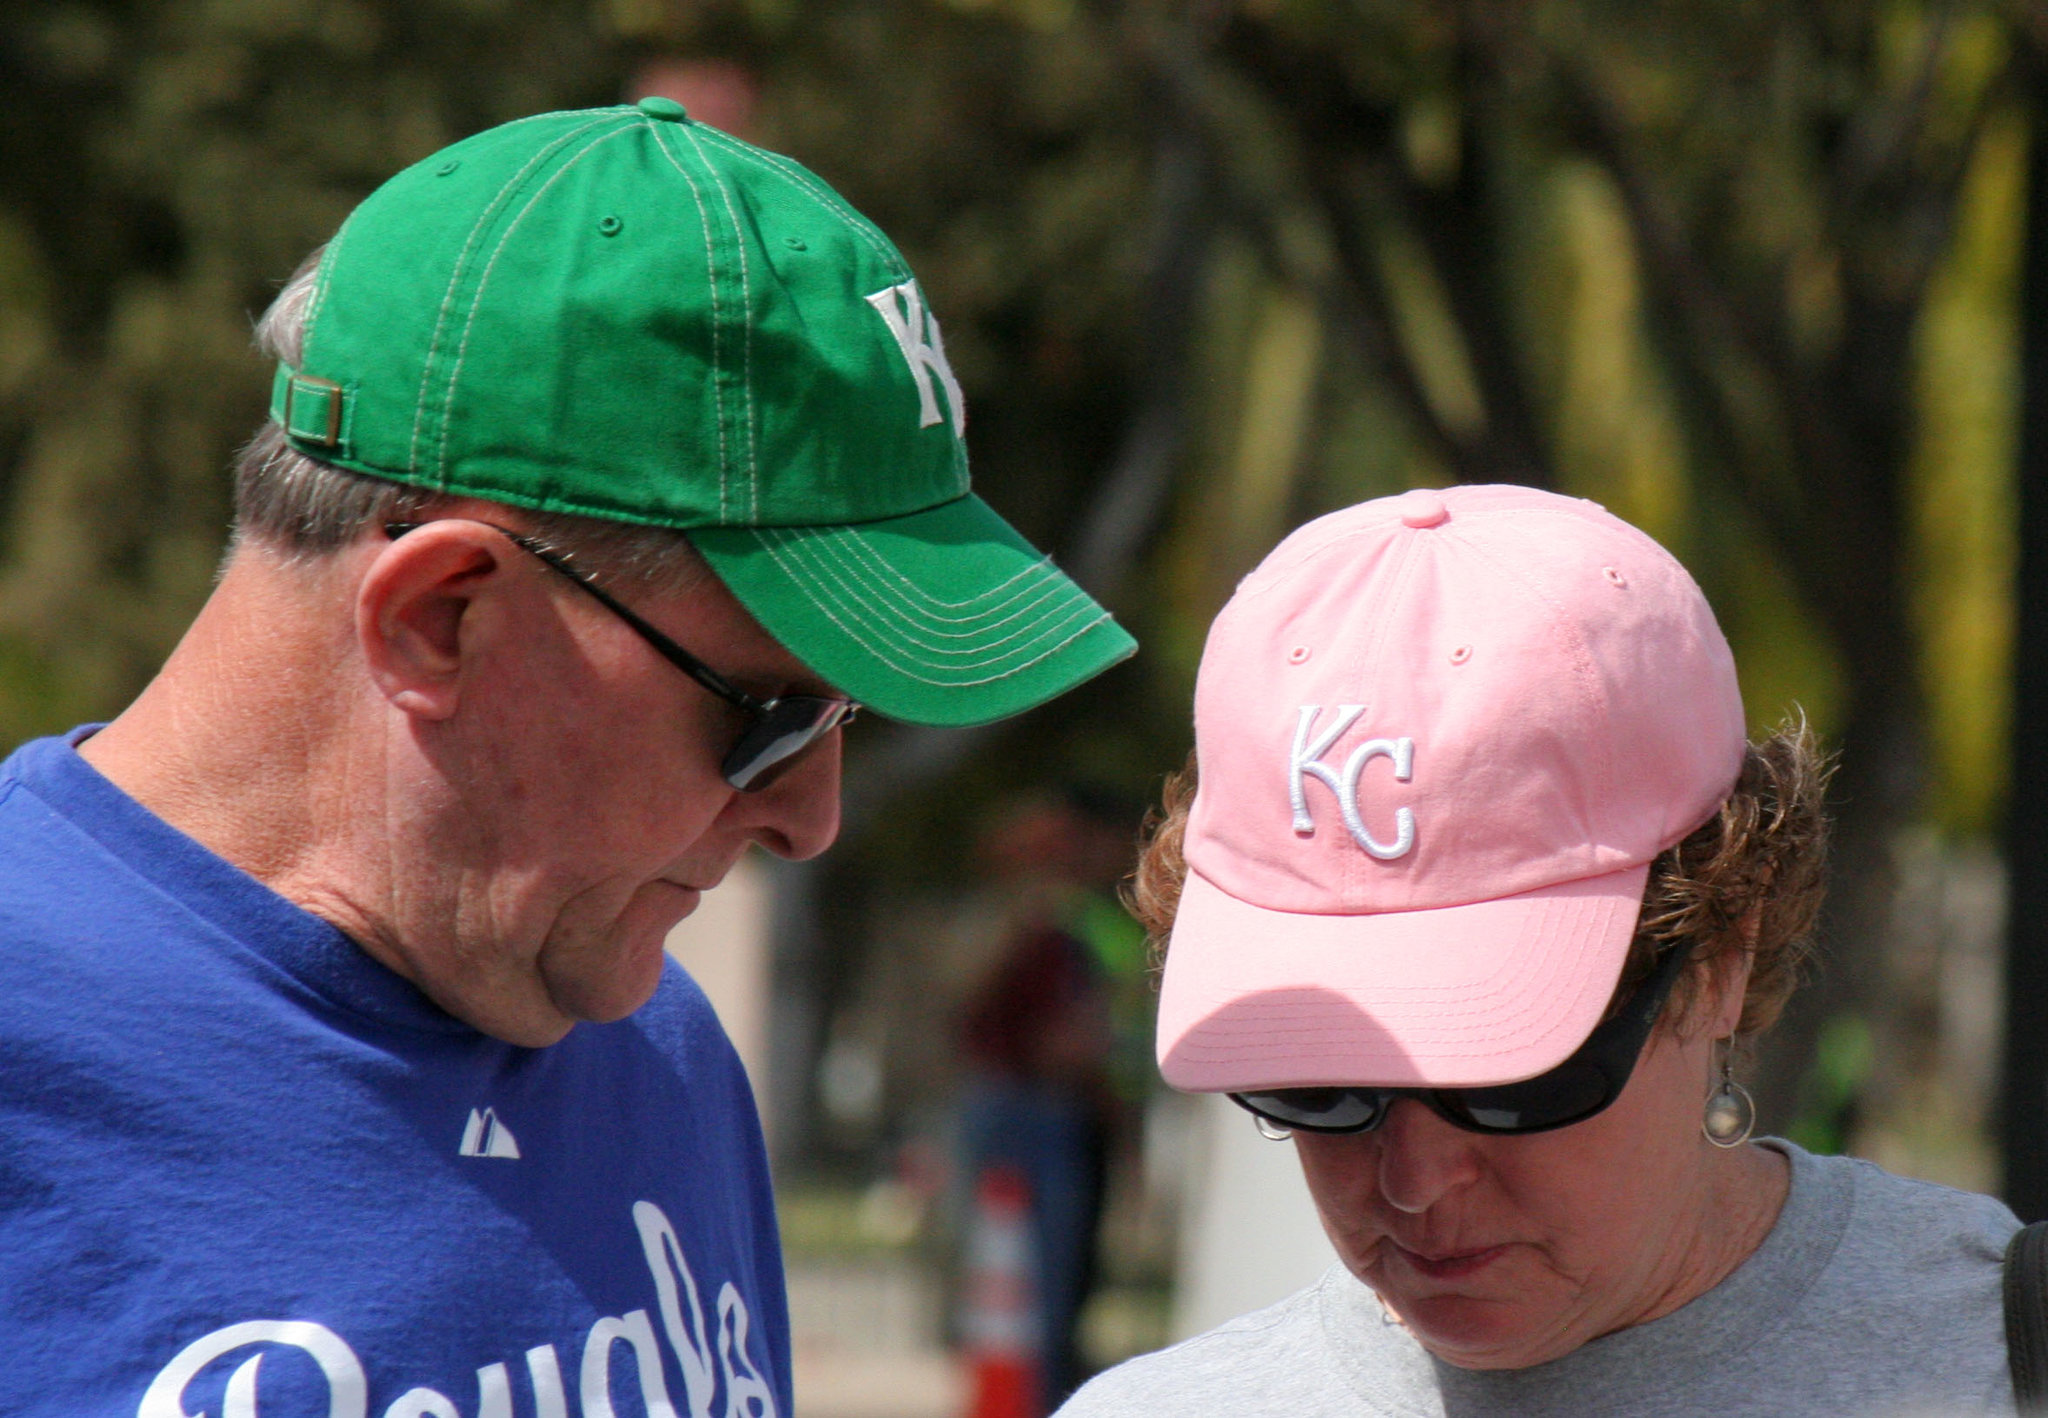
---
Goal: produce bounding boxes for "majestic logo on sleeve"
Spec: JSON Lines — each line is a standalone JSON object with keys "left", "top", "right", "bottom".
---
{"left": 864, "top": 279, "right": 966, "bottom": 438}
{"left": 458, "top": 1107, "right": 521, "bottom": 1160}
{"left": 137, "top": 1201, "right": 777, "bottom": 1418}
{"left": 1290, "top": 705, "right": 1416, "bottom": 860}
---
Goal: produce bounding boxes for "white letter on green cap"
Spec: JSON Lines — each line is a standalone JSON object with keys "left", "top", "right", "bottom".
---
{"left": 864, "top": 279, "right": 966, "bottom": 439}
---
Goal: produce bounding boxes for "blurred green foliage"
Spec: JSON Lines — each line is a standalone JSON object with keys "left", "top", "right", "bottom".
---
{"left": 0, "top": 0, "right": 624, "bottom": 739}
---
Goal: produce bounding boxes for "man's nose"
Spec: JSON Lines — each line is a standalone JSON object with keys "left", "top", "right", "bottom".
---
{"left": 1374, "top": 1099, "right": 1484, "bottom": 1214}
{"left": 741, "top": 730, "right": 843, "bottom": 861}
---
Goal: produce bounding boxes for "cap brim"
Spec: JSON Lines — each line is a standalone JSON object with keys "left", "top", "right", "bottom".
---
{"left": 1156, "top": 864, "right": 1650, "bottom": 1092}
{"left": 686, "top": 494, "right": 1135, "bottom": 727}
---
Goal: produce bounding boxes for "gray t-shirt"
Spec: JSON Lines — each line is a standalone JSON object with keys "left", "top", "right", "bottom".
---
{"left": 1063, "top": 1142, "right": 2018, "bottom": 1417}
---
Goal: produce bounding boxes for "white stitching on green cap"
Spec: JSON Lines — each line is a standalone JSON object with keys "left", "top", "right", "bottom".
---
{"left": 405, "top": 113, "right": 616, "bottom": 478}
{"left": 646, "top": 123, "right": 734, "bottom": 520}
{"left": 697, "top": 126, "right": 910, "bottom": 280}
{"left": 679, "top": 123, "right": 760, "bottom": 520}
{"left": 824, "top": 531, "right": 1062, "bottom": 614}
{"left": 435, "top": 126, "right": 638, "bottom": 487}
{"left": 755, "top": 533, "right": 1115, "bottom": 686}
{"left": 754, "top": 528, "right": 1109, "bottom": 671}
{"left": 793, "top": 534, "right": 1081, "bottom": 644}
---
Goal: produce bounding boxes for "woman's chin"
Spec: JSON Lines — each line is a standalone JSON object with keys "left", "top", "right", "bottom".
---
{"left": 1389, "top": 1293, "right": 1569, "bottom": 1371}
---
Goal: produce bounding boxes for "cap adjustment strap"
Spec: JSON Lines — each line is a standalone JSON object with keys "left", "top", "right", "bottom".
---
{"left": 270, "top": 365, "right": 347, "bottom": 449}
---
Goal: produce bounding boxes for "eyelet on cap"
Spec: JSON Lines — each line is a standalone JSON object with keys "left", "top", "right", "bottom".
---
{"left": 1604, "top": 566, "right": 1627, "bottom": 588}
{"left": 1288, "top": 646, "right": 1312, "bottom": 665}
{"left": 598, "top": 215, "right": 623, "bottom": 237}
{"left": 435, "top": 160, "right": 461, "bottom": 177}
{"left": 1450, "top": 645, "right": 1472, "bottom": 665}
{"left": 784, "top": 236, "right": 808, "bottom": 251}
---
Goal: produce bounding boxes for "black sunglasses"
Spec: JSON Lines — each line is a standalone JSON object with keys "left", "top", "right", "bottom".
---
{"left": 1229, "top": 936, "right": 1694, "bottom": 1138}
{"left": 384, "top": 521, "right": 858, "bottom": 792}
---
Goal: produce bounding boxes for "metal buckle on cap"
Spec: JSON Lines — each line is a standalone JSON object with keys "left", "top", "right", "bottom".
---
{"left": 279, "top": 372, "right": 345, "bottom": 448}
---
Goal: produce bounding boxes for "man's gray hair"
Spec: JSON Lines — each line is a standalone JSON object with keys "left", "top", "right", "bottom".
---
{"left": 233, "top": 248, "right": 705, "bottom": 588}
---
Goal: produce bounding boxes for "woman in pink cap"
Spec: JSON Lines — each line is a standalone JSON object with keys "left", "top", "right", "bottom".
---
{"left": 1060, "top": 485, "right": 2020, "bottom": 1415}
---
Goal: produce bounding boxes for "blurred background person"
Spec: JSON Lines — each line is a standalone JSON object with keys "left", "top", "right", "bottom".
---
{"left": 956, "top": 786, "right": 1150, "bottom": 1409}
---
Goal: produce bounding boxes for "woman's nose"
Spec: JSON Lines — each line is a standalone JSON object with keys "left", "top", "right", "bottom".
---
{"left": 1374, "top": 1099, "right": 1484, "bottom": 1214}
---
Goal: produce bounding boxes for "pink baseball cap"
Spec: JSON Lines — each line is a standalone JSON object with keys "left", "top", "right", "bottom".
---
{"left": 1157, "top": 484, "right": 1746, "bottom": 1092}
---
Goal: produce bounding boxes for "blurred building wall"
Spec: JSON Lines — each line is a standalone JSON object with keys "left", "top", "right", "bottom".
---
{"left": 1171, "top": 1092, "right": 1336, "bottom": 1340}
{"left": 665, "top": 853, "right": 773, "bottom": 1127}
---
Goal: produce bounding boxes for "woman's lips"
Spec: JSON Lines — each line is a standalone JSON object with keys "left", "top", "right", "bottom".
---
{"left": 1389, "top": 1242, "right": 1509, "bottom": 1281}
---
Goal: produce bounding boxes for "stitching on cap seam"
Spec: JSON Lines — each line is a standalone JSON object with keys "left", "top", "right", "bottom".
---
{"left": 302, "top": 204, "right": 363, "bottom": 348}
{"left": 430, "top": 119, "right": 627, "bottom": 482}
{"left": 436, "top": 125, "right": 639, "bottom": 487}
{"left": 693, "top": 128, "right": 907, "bottom": 278}
{"left": 1455, "top": 503, "right": 1679, "bottom": 567}
{"left": 1447, "top": 525, "right": 1613, "bottom": 817}
{"left": 754, "top": 535, "right": 1112, "bottom": 680}
{"left": 681, "top": 123, "right": 758, "bottom": 519}
{"left": 408, "top": 113, "right": 617, "bottom": 476}
{"left": 696, "top": 129, "right": 899, "bottom": 272}
{"left": 758, "top": 529, "right": 1094, "bottom": 652}
{"left": 1226, "top": 519, "right": 1416, "bottom": 604}
{"left": 1235, "top": 503, "right": 1662, "bottom": 605}
{"left": 1451, "top": 509, "right": 1720, "bottom": 835}
{"left": 495, "top": 106, "right": 620, "bottom": 129}
{"left": 651, "top": 124, "right": 734, "bottom": 519}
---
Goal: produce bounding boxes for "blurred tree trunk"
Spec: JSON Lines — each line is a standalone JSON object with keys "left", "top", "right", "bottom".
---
{"left": 2002, "top": 48, "right": 2048, "bottom": 1221}
{"left": 1537, "top": 17, "right": 1994, "bottom": 1133}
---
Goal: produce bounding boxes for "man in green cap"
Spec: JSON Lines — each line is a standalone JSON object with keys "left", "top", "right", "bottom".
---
{"left": 0, "top": 99, "right": 1132, "bottom": 1415}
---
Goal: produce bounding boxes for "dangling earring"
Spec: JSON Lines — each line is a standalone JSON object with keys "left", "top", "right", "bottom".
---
{"left": 1253, "top": 1115, "right": 1294, "bottom": 1141}
{"left": 1702, "top": 1043, "right": 1755, "bottom": 1148}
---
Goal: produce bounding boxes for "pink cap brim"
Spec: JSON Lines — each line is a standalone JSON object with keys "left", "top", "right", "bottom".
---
{"left": 1156, "top": 864, "right": 1652, "bottom": 1091}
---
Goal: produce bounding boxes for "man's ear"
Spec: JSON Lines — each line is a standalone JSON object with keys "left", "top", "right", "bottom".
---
{"left": 356, "top": 523, "right": 513, "bottom": 721}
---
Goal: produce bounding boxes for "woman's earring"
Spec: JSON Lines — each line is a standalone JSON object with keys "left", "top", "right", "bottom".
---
{"left": 1702, "top": 1046, "right": 1756, "bottom": 1148}
{"left": 1253, "top": 1115, "right": 1294, "bottom": 1141}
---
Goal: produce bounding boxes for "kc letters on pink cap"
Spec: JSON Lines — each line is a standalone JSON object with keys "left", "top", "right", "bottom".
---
{"left": 1157, "top": 485, "right": 1747, "bottom": 1093}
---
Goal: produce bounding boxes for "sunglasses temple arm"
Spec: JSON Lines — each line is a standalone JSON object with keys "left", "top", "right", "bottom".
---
{"left": 384, "top": 519, "right": 765, "bottom": 712}
{"left": 508, "top": 538, "right": 764, "bottom": 712}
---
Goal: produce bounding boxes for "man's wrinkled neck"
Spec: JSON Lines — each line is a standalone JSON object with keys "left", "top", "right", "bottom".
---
{"left": 78, "top": 542, "right": 451, "bottom": 994}
{"left": 84, "top": 547, "right": 351, "bottom": 873}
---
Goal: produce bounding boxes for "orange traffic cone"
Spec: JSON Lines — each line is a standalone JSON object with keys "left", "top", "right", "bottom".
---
{"left": 960, "top": 1164, "right": 1040, "bottom": 1418}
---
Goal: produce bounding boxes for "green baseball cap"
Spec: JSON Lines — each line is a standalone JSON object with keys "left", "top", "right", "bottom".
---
{"left": 269, "top": 98, "right": 1134, "bottom": 726}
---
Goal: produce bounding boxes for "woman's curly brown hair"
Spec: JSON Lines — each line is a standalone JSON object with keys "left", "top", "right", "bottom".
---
{"left": 1128, "top": 716, "right": 1832, "bottom": 1041}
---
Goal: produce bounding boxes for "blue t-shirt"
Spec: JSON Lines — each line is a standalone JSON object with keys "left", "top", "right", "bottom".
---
{"left": 0, "top": 730, "right": 791, "bottom": 1418}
